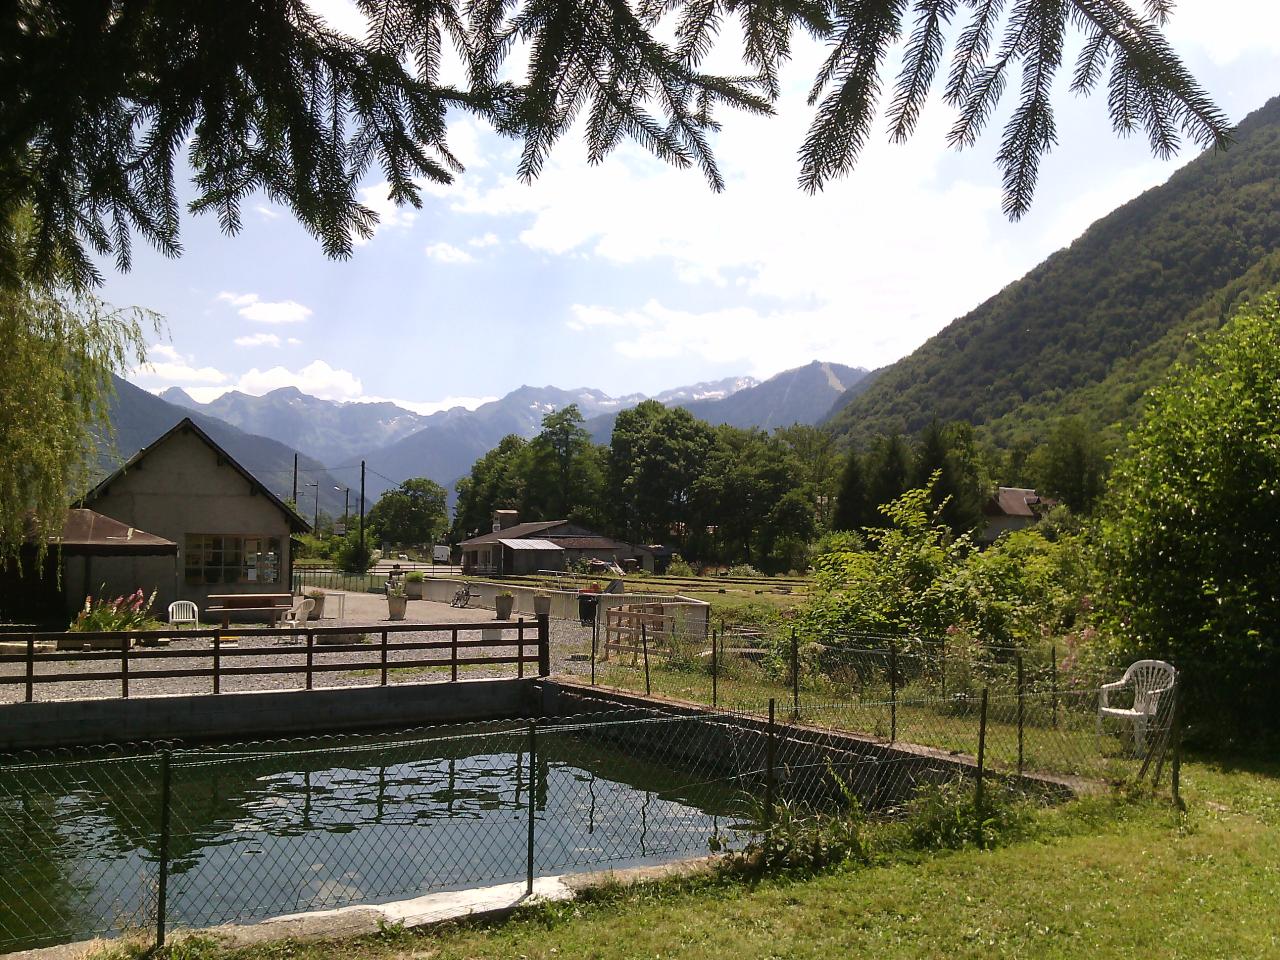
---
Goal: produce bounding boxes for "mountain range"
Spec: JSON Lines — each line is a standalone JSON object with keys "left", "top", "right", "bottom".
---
{"left": 112, "top": 362, "right": 862, "bottom": 511}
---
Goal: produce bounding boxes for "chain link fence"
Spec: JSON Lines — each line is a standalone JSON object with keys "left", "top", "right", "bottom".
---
{"left": 1, "top": 684, "right": 1179, "bottom": 955}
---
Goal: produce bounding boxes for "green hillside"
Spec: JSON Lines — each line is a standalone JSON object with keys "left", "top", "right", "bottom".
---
{"left": 826, "top": 94, "right": 1280, "bottom": 449}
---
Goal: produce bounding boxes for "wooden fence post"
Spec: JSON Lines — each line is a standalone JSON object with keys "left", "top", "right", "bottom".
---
{"left": 537, "top": 614, "right": 550, "bottom": 677}
{"left": 382, "top": 629, "right": 390, "bottom": 685}
{"left": 213, "top": 631, "right": 222, "bottom": 694}
{"left": 121, "top": 637, "right": 129, "bottom": 699}
{"left": 305, "top": 630, "right": 314, "bottom": 690}
{"left": 25, "top": 634, "right": 34, "bottom": 703}
{"left": 517, "top": 617, "right": 525, "bottom": 680}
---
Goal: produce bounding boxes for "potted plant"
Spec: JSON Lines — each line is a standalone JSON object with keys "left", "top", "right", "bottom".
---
{"left": 405, "top": 570, "right": 425, "bottom": 599}
{"left": 533, "top": 592, "right": 552, "bottom": 617}
{"left": 386, "top": 582, "right": 408, "bottom": 620}
{"left": 304, "top": 588, "right": 326, "bottom": 620}
{"left": 494, "top": 590, "right": 515, "bottom": 620}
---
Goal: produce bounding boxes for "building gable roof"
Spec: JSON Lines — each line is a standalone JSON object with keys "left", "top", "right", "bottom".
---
{"left": 83, "top": 417, "right": 310, "bottom": 533}
{"left": 460, "top": 520, "right": 569, "bottom": 546}
{"left": 983, "top": 486, "right": 1054, "bottom": 519}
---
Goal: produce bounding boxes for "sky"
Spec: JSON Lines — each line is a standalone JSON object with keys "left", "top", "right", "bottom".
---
{"left": 116, "top": 1, "right": 1280, "bottom": 416}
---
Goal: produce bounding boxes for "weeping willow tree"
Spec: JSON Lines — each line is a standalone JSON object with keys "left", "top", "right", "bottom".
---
{"left": 0, "top": 279, "right": 151, "bottom": 570}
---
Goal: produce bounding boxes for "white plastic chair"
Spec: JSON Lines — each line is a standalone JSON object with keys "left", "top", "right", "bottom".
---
{"left": 1097, "top": 660, "right": 1176, "bottom": 753}
{"left": 281, "top": 598, "right": 314, "bottom": 631}
{"left": 168, "top": 600, "right": 199, "bottom": 629}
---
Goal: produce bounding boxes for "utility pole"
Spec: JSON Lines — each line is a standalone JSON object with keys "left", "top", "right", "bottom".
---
{"left": 359, "top": 461, "right": 366, "bottom": 558}
{"left": 292, "top": 453, "right": 298, "bottom": 504}
{"left": 305, "top": 481, "right": 319, "bottom": 534}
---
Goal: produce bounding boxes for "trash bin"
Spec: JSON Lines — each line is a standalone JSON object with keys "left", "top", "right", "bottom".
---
{"left": 577, "top": 592, "right": 599, "bottom": 626}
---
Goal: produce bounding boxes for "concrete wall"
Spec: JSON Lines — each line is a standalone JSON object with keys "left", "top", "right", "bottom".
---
{"left": 84, "top": 427, "right": 296, "bottom": 615}
{"left": 538, "top": 683, "right": 1073, "bottom": 809}
{"left": 418, "top": 577, "right": 710, "bottom": 631}
{"left": 0, "top": 679, "right": 533, "bottom": 750}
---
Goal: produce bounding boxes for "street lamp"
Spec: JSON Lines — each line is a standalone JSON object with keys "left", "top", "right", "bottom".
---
{"left": 304, "top": 481, "right": 319, "bottom": 534}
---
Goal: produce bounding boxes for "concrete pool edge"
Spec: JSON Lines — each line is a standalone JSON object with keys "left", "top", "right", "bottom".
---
{"left": 7, "top": 856, "right": 725, "bottom": 960}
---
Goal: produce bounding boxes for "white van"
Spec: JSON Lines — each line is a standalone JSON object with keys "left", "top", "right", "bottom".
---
{"left": 432, "top": 545, "right": 451, "bottom": 564}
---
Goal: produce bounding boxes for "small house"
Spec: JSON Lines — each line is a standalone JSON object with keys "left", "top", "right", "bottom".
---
{"left": 77, "top": 418, "right": 309, "bottom": 612}
{"left": 979, "top": 486, "right": 1056, "bottom": 545}
{"left": 460, "top": 512, "right": 655, "bottom": 575}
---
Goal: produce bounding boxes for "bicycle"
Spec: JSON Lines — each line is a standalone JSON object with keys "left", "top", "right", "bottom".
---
{"left": 450, "top": 583, "right": 475, "bottom": 608}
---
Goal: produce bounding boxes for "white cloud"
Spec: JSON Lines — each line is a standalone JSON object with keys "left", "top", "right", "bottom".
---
{"left": 1166, "top": 1, "right": 1280, "bottom": 67}
{"left": 234, "top": 332, "right": 282, "bottom": 348}
{"left": 253, "top": 204, "right": 280, "bottom": 221}
{"left": 287, "top": 337, "right": 302, "bottom": 346}
{"left": 134, "top": 344, "right": 228, "bottom": 385}
{"left": 217, "top": 291, "right": 312, "bottom": 324}
{"left": 468, "top": 232, "right": 501, "bottom": 248}
{"left": 235, "top": 360, "right": 366, "bottom": 401}
{"left": 424, "top": 241, "right": 474, "bottom": 263}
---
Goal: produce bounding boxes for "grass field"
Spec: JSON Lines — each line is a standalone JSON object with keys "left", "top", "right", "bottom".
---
{"left": 92, "top": 754, "right": 1280, "bottom": 960}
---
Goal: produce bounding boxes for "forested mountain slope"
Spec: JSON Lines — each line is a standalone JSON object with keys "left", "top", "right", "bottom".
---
{"left": 826, "top": 94, "right": 1280, "bottom": 448}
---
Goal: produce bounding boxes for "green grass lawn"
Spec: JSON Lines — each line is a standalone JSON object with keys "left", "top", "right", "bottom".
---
{"left": 96, "top": 754, "right": 1280, "bottom": 960}
{"left": 580, "top": 658, "right": 1131, "bottom": 781}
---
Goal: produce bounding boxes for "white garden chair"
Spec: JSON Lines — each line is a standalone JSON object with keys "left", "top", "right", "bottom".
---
{"left": 281, "top": 598, "right": 314, "bottom": 631}
{"left": 1097, "top": 660, "right": 1176, "bottom": 753}
{"left": 168, "top": 600, "right": 199, "bottom": 629}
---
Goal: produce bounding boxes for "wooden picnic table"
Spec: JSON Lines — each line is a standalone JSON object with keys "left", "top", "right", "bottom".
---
{"left": 205, "top": 593, "right": 293, "bottom": 629}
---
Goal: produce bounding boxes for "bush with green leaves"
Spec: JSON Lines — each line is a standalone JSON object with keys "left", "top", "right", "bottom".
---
{"left": 904, "top": 778, "right": 1034, "bottom": 851}
{"left": 666, "top": 554, "right": 697, "bottom": 578}
{"left": 801, "top": 480, "right": 1099, "bottom": 682}
{"left": 1099, "top": 293, "right": 1280, "bottom": 743}
{"left": 333, "top": 530, "right": 373, "bottom": 575}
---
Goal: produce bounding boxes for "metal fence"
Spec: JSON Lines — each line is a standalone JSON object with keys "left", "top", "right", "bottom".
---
{"left": 0, "top": 687, "right": 1179, "bottom": 954}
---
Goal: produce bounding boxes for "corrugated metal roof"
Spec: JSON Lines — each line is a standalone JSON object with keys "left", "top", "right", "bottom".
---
{"left": 498, "top": 538, "right": 564, "bottom": 551}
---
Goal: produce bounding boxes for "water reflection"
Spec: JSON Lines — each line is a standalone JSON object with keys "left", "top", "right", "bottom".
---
{"left": 1, "top": 727, "right": 749, "bottom": 952}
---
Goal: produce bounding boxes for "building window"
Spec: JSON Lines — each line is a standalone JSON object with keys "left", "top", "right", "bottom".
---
{"left": 184, "top": 535, "right": 281, "bottom": 585}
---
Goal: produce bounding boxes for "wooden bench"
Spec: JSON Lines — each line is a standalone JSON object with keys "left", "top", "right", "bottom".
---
{"left": 205, "top": 593, "right": 294, "bottom": 628}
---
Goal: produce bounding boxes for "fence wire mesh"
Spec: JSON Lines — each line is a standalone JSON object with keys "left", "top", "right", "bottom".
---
{"left": 1, "top": 681, "right": 1177, "bottom": 953}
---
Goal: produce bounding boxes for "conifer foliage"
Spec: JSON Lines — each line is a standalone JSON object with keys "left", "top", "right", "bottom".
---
{"left": 1, "top": 0, "right": 1228, "bottom": 287}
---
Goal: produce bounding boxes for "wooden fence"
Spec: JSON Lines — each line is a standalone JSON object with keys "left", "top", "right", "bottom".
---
{"left": 0, "top": 617, "right": 550, "bottom": 701}
{"left": 601, "top": 603, "right": 709, "bottom": 663}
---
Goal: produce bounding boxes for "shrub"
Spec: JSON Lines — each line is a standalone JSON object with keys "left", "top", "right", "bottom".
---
{"left": 730, "top": 770, "right": 869, "bottom": 874}
{"left": 666, "top": 554, "right": 697, "bottom": 577}
{"left": 904, "top": 778, "right": 1032, "bottom": 851}
{"left": 334, "top": 530, "right": 373, "bottom": 574}
{"left": 70, "top": 587, "right": 158, "bottom": 632}
{"left": 1100, "top": 294, "right": 1280, "bottom": 743}
{"left": 405, "top": 571, "right": 425, "bottom": 583}
{"left": 727, "top": 563, "right": 764, "bottom": 578}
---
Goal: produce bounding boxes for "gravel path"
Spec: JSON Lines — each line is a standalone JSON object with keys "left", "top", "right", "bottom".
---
{"left": 0, "top": 591, "right": 598, "bottom": 703}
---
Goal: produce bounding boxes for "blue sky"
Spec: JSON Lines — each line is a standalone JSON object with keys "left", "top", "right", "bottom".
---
{"left": 118, "top": 1, "right": 1280, "bottom": 415}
